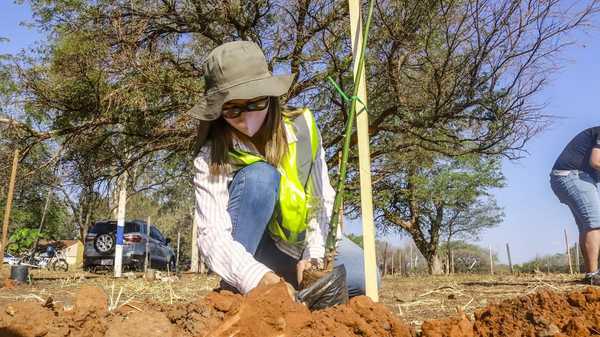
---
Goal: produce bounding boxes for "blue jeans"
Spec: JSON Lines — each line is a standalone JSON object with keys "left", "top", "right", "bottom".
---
{"left": 550, "top": 170, "right": 600, "bottom": 231}
{"left": 226, "top": 162, "right": 370, "bottom": 297}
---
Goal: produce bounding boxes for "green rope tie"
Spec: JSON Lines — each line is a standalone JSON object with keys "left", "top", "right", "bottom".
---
{"left": 327, "top": 76, "right": 368, "bottom": 116}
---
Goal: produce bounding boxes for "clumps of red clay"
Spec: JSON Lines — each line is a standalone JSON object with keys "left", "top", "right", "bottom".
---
{"left": 3, "top": 282, "right": 600, "bottom": 337}
{"left": 198, "top": 282, "right": 414, "bottom": 337}
{"left": 105, "top": 310, "right": 177, "bottom": 337}
{"left": 0, "top": 282, "right": 413, "bottom": 337}
{"left": 420, "top": 287, "right": 600, "bottom": 337}
{"left": 1, "top": 301, "right": 64, "bottom": 337}
{"left": 2, "top": 278, "right": 17, "bottom": 289}
{"left": 421, "top": 313, "right": 473, "bottom": 337}
{"left": 473, "top": 287, "right": 600, "bottom": 337}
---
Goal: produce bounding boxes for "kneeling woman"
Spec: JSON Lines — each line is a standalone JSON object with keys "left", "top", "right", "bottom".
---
{"left": 190, "top": 41, "right": 368, "bottom": 297}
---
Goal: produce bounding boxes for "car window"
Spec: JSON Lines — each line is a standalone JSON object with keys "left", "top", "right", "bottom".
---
{"left": 89, "top": 222, "right": 114, "bottom": 234}
{"left": 156, "top": 228, "right": 166, "bottom": 243}
{"left": 150, "top": 227, "right": 165, "bottom": 243}
{"left": 139, "top": 223, "right": 150, "bottom": 235}
{"left": 125, "top": 222, "right": 141, "bottom": 233}
{"left": 89, "top": 221, "right": 141, "bottom": 234}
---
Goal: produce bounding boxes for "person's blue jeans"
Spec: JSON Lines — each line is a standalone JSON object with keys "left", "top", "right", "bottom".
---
{"left": 226, "top": 162, "right": 371, "bottom": 297}
{"left": 550, "top": 170, "right": 600, "bottom": 231}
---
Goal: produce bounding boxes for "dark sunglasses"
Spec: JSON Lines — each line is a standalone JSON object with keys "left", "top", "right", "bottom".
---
{"left": 222, "top": 97, "right": 270, "bottom": 119}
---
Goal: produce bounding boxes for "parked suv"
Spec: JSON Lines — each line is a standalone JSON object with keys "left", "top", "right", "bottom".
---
{"left": 83, "top": 220, "right": 176, "bottom": 272}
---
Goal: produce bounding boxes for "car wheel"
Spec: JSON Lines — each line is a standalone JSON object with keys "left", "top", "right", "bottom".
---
{"left": 52, "top": 258, "right": 69, "bottom": 272}
{"left": 94, "top": 233, "right": 115, "bottom": 255}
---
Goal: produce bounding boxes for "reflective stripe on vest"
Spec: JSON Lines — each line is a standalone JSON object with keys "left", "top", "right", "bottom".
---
{"left": 229, "top": 108, "right": 319, "bottom": 244}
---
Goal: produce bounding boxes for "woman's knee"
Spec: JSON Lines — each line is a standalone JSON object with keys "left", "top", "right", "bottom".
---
{"left": 231, "top": 162, "right": 280, "bottom": 200}
{"left": 227, "top": 163, "right": 280, "bottom": 252}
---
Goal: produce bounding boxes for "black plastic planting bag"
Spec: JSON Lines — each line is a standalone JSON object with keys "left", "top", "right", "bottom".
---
{"left": 296, "top": 264, "right": 349, "bottom": 310}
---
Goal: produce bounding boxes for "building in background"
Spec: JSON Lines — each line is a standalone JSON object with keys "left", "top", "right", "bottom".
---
{"left": 38, "top": 240, "right": 84, "bottom": 266}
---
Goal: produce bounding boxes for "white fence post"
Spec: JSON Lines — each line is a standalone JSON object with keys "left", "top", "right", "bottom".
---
{"left": 113, "top": 172, "right": 128, "bottom": 278}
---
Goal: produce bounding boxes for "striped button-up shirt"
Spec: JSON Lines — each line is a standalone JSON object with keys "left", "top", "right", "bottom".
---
{"left": 193, "top": 121, "right": 335, "bottom": 294}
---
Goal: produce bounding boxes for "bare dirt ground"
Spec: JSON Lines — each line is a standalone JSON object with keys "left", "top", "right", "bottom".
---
{"left": 0, "top": 267, "right": 219, "bottom": 309}
{"left": 379, "top": 273, "right": 586, "bottom": 327}
{"left": 0, "top": 267, "right": 595, "bottom": 336}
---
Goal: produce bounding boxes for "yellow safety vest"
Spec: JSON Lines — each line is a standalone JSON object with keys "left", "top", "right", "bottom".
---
{"left": 229, "top": 108, "right": 319, "bottom": 244}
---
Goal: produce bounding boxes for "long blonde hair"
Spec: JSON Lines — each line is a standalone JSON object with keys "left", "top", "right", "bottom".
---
{"left": 204, "top": 96, "right": 302, "bottom": 175}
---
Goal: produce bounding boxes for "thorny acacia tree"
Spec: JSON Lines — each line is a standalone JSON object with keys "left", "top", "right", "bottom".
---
{"left": 0, "top": 53, "right": 71, "bottom": 240}
{"left": 3, "top": 0, "right": 354, "bottom": 239}
{"left": 0, "top": 0, "right": 597, "bottom": 264}
{"left": 363, "top": 151, "right": 505, "bottom": 273}
{"left": 340, "top": 0, "right": 598, "bottom": 273}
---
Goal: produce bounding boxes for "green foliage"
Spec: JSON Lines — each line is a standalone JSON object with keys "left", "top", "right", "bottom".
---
{"left": 346, "top": 234, "right": 364, "bottom": 248}
{"left": 515, "top": 245, "right": 583, "bottom": 274}
{"left": 0, "top": 143, "right": 72, "bottom": 242}
{"left": 438, "top": 241, "right": 498, "bottom": 274}
{"left": 7, "top": 227, "right": 43, "bottom": 254}
{"left": 357, "top": 150, "right": 504, "bottom": 273}
{"left": 1, "top": 0, "right": 595, "bottom": 270}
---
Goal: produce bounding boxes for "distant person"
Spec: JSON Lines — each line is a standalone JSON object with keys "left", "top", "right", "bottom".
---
{"left": 550, "top": 126, "right": 600, "bottom": 284}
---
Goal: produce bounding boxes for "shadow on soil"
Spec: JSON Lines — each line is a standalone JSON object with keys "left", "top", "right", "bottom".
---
{"left": 0, "top": 328, "right": 25, "bottom": 337}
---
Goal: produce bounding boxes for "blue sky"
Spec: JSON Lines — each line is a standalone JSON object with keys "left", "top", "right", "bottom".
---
{"left": 478, "top": 28, "right": 600, "bottom": 263}
{"left": 353, "top": 14, "right": 600, "bottom": 263}
{"left": 2, "top": 2, "right": 599, "bottom": 264}
{"left": 0, "top": 2, "right": 39, "bottom": 55}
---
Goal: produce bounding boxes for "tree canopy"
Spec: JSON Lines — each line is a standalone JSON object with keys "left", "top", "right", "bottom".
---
{"left": 1, "top": 0, "right": 598, "bottom": 271}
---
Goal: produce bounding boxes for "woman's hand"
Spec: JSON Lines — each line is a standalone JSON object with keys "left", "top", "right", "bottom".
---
{"left": 296, "top": 258, "right": 322, "bottom": 285}
{"left": 258, "top": 271, "right": 281, "bottom": 287}
{"left": 258, "top": 272, "right": 296, "bottom": 301}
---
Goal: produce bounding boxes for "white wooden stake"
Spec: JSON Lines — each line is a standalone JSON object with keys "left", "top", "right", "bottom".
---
{"left": 348, "top": 0, "right": 378, "bottom": 301}
{"left": 565, "top": 228, "right": 573, "bottom": 274}
{"left": 145, "top": 217, "right": 150, "bottom": 272}
{"left": 113, "top": 172, "right": 128, "bottom": 278}
{"left": 176, "top": 231, "right": 181, "bottom": 272}
{"left": 383, "top": 242, "right": 388, "bottom": 276}
{"left": 575, "top": 242, "right": 580, "bottom": 273}
{"left": 489, "top": 245, "right": 494, "bottom": 275}
{"left": 399, "top": 251, "right": 403, "bottom": 275}
{"left": 506, "top": 243, "right": 513, "bottom": 274}
{"left": 190, "top": 208, "right": 199, "bottom": 273}
{"left": 391, "top": 249, "right": 394, "bottom": 276}
{"left": 410, "top": 244, "right": 414, "bottom": 271}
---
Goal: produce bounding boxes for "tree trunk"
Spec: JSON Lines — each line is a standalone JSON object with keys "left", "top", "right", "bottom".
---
{"left": 382, "top": 242, "right": 389, "bottom": 276}
{"left": 190, "top": 207, "right": 199, "bottom": 273}
{"left": 428, "top": 253, "right": 444, "bottom": 275}
{"left": 78, "top": 204, "right": 85, "bottom": 242}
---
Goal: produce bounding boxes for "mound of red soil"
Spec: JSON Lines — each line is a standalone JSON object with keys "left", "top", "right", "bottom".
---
{"left": 193, "top": 282, "right": 414, "bottom": 337}
{"left": 421, "top": 313, "right": 473, "bottom": 337}
{"left": 0, "top": 281, "right": 414, "bottom": 337}
{"left": 421, "top": 287, "right": 600, "bottom": 337}
{"left": 2, "top": 281, "right": 599, "bottom": 337}
{"left": 473, "top": 287, "right": 600, "bottom": 337}
{"left": 2, "top": 278, "right": 17, "bottom": 289}
{"left": 105, "top": 310, "right": 177, "bottom": 337}
{"left": 1, "top": 301, "right": 65, "bottom": 337}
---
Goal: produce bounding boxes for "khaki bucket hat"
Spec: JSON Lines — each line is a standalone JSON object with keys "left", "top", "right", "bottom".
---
{"left": 187, "top": 41, "right": 295, "bottom": 121}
